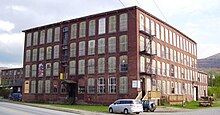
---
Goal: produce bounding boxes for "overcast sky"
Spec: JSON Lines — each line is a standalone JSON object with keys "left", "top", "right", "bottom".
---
{"left": 0, "top": 0, "right": 220, "bottom": 68}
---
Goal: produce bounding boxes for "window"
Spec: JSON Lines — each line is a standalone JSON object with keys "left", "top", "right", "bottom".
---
{"left": 173, "top": 32, "right": 176, "bottom": 46}
{"left": 140, "top": 36, "right": 145, "bottom": 51}
{"left": 33, "top": 32, "right": 38, "bottom": 46}
{"left": 88, "top": 59, "right": 95, "bottom": 74}
{"left": 170, "top": 49, "right": 173, "bottom": 61}
{"left": 161, "top": 45, "right": 165, "bottom": 58}
{"left": 54, "top": 45, "right": 59, "bottom": 59}
{"left": 79, "top": 41, "right": 85, "bottom": 56}
{"left": 31, "top": 80, "right": 36, "bottom": 93}
{"left": 38, "top": 80, "right": 43, "bottom": 93}
{"left": 157, "top": 43, "right": 161, "bottom": 57}
{"left": 145, "top": 17, "right": 150, "bottom": 33}
{"left": 170, "top": 64, "right": 174, "bottom": 77}
{"left": 40, "top": 30, "right": 45, "bottom": 44}
{"left": 71, "top": 24, "right": 77, "bottom": 39}
{"left": 97, "top": 77, "right": 105, "bottom": 94}
{"left": 157, "top": 61, "right": 161, "bottom": 75}
{"left": 140, "top": 56, "right": 145, "bottom": 72}
{"left": 108, "top": 57, "right": 116, "bottom": 73}
{"left": 47, "top": 28, "right": 52, "bottom": 43}
{"left": 156, "top": 23, "right": 160, "bottom": 39}
{"left": 152, "top": 41, "right": 156, "bottom": 54}
{"left": 98, "top": 57, "right": 105, "bottom": 73}
{"left": 119, "top": 76, "right": 128, "bottom": 94}
{"left": 119, "top": 35, "right": 128, "bottom": 52}
{"left": 120, "top": 55, "right": 128, "bottom": 72}
{"left": 161, "top": 26, "right": 164, "bottom": 41}
{"left": 167, "top": 81, "right": 170, "bottom": 94}
{"left": 54, "top": 27, "right": 60, "bottom": 42}
{"left": 45, "top": 80, "right": 50, "bottom": 94}
{"left": 108, "top": 37, "right": 116, "bottom": 53}
{"left": 167, "top": 63, "right": 170, "bottom": 77}
{"left": 152, "top": 60, "right": 156, "bottom": 74}
{"left": 46, "top": 46, "right": 52, "bottom": 59}
{"left": 162, "top": 62, "right": 166, "bottom": 76}
{"left": 46, "top": 63, "right": 51, "bottom": 76}
{"left": 151, "top": 20, "right": 155, "bottom": 35}
{"left": 98, "top": 38, "right": 105, "bottom": 54}
{"left": 25, "top": 65, "right": 30, "bottom": 78}
{"left": 140, "top": 14, "right": 144, "bottom": 31}
{"left": 108, "top": 77, "right": 116, "bottom": 94}
{"left": 78, "top": 60, "right": 85, "bottom": 75}
{"left": 88, "top": 40, "right": 95, "bottom": 55}
{"left": 165, "top": 28, "right": 169, "bottom": 43}
{"left": 98, "top": 18, "right": 106, "bottom": 34}
{"left": 69, "top": 60, "right": 76, "bottom": 75}
{"left": 109, "top": 16, "right": 116, "bottom": 33}
{"left": 87, "top": 78, "right": 95, "bottom": 94}
{"left": 24, "top": 81, "right": 29, "bottom": 93}
{"left": 26, "top": 50, "right": 31, "bottom": 62}
{"left": 32, "top": 49, "right": 37, "bottom": 61}
{"left": 26, "top": 33, "right": 32, "bottom": 47}
{"left": 31, "top": 64, "right": 37, "bottom": 77}
{"left": 70, "top": 43, "right": 76, "bottom": 57}
{"left": 120, "top": 13, "right": 128, "bottom": 31}
{"left": 79, "top": 21, "right": 86, "bottom": 38}
{"left": 89, "top": 20, "right": 96, "bottom": 36}
{"left": 53, "top": 62, "right": 59, "bottom": 76}
{"left": 39, "top": 48, "right": 44, "bottom": 61}
{"left": 169, "top": 30, "right": 173, "bottom": 45}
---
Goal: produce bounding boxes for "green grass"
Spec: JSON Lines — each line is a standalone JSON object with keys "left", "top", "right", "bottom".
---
{"left": 163, "top": 99, "right": 220, "bottom": 109}
{"left": 51, "top": 104, "right": 108, "bottom": 112}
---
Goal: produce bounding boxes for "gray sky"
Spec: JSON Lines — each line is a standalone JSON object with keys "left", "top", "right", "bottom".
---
{"left": 0, "top": 0, "right": 220, "bottom": 68}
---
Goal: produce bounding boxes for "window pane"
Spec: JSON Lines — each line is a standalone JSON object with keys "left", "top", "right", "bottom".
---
{"left": 70, "top": 43, "right": 76, "bottom": 57}
{"left": 89, "top": 20, "right": 96, "bottom": 36}
{"left": 54, "top": 45, "right": 59, "bottom": 59}
{"left": 120, "top": 13, "right": 128, "bottom": 31}
{"left": 108, "top": 57, "right": 116, "bottom": 73}
{"left": 79, "top": 41, "right": 85, "bottom": 56}
{"left": 54, "top": 27, "right": 60, "bottom": 42}
{"left": 47, "top": 28, "right": 52, "bottom": 43}
{"left": 79, "top": 22, "right": 86, "bottom": 38}
{"left": 69, "top": 60, "right": 76, "bottom": 75}
{"left": 40, "top": 30, "right": 45, "bottom": 44}
{"left": 98, "top": 38, "right": 105, "bottom": 54}
{"left": 98, "top": 18, "right": 106, "bottom": 34}
{"left": 108, "top": 37, "right": 116, "bottom": 53}
{"left": 26, "top": 33, "right": 32, "bottom": 47}
{"left": 119, "top": 76, "right": 128, "bottom": 94}
{"left": 120, "top": 35, "right": 128, "bottom": 52}
{"left": 88, "top": 40, "right": 95, "bottom": 55}
{"left": 71, "top": 24, "right": 77, "bottom": 39}
{"left": 33, "top": 32, "right": 38, "bottom": 46}
{"left": 109, "top": 16, "right": 116, "bottom": 33}
{"left": 98, "top": 58, "right": 105, "bottom": 73}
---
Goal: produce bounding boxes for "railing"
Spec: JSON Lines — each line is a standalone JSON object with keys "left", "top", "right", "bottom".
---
{"left": 141, "top": 91, "right": 161, "bottom": 100}
{"left": 135, "top": 91, "right": 142, "bottom": 100}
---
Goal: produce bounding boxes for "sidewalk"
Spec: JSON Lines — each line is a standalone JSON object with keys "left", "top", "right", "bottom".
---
{"left": 0, "top": 98, "right": 191, "bottom": 115}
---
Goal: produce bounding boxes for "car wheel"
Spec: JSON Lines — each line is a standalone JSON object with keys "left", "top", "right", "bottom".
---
{"left": 124, "top": 109, "right": 129, "bottom": 114}
{"left": 109, "top": 108, "right": 113, "bottom": 113}
{"left": 136, "top": 112, "right": 140, "bottom": 114}
{"left": 144, "top": 107, "right": 148, "bottom": 112}
{"left": 150, "top": 109, "right": 155, "bottom": 112}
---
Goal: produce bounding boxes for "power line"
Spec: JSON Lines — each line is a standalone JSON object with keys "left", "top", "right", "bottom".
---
{"left": 135, "top": 0, "right": 143, "bottom": 7}
{"left": 152, "top": 0, "right": 168, "bottom": 22}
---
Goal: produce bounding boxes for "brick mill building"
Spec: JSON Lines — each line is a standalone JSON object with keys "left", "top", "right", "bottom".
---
{"left": 22, "top": 6, "right": 208, "bottom": 104}
{"left": 0, "top": 68, "right": 23, "bottom": 93}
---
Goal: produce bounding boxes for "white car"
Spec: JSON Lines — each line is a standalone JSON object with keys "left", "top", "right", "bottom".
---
{"left": 108, "top": 99, "right": 143, "bottom": 114}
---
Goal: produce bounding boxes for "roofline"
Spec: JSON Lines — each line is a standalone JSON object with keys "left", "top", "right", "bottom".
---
{"left": 135, "top": 6, "right": 197, "bottom": 44}
{"left": 1, "top": 68, "right": 23, "bottom": 71}
{"left": 22, "top": 6, "right": 136, "bottom": 32}
{"left": 22, "top": 6, "right": 197, "bottom": 44}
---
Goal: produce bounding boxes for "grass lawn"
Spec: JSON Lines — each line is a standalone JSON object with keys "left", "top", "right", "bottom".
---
{"left": 163, "top": 98, "right": 220, "bottom": 109}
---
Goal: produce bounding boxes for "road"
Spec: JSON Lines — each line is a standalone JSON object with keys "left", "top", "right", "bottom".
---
{"left": 143, "top": 107, "right": 220, "bottom": 115}
{"left": 0, "top": 102, "right": 78, "bottom": 115}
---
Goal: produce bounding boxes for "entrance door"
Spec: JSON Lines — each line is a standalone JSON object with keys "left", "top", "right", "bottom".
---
{"left": 193, "top": 86, "right": 198, "bottom": 101}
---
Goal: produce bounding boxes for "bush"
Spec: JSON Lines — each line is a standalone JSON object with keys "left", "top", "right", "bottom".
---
{"left": 0, "top": 88, "right": 12, "bottom": 98}
{"left": 208, "top": 87, "right": 220, "bottom": 98}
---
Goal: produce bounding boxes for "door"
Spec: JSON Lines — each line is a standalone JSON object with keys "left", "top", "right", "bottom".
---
{"left": 193, "top": 86, "right": 198, "bottom": 101}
